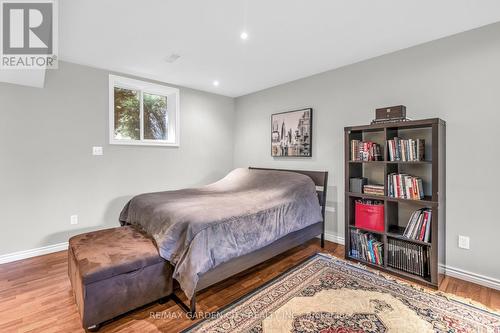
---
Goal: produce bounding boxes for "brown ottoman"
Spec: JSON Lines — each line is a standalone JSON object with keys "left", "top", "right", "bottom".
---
{"left": 68, "top": 226, "right": 173, "bottom": 331}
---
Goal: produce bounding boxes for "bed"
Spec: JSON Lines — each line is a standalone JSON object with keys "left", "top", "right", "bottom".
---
{"left": 119, "top": 167, "right": 328, "bottom": 314}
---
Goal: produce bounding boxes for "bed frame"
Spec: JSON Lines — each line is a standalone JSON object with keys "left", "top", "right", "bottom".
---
{"left": 173, "top": 167, "right": 328, "bottom": 315}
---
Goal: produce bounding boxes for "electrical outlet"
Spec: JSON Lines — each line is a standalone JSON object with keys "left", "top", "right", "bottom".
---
{"left": 458, "top": 235, "right": 470, "bottom": 249}
{"left": 92, "top": 146, "right": 103, "bottom": 156}
{"left": 70, "top": 215, "right": 78, "bottom": 225}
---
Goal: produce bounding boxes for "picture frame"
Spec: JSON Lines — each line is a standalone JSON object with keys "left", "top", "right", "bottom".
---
{"left": 271, "top": 108, "right": 312, "bottom": 157}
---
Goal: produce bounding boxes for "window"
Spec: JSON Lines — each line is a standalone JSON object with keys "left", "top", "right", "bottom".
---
{"left": 109, "top": 75, "right": 180, "bottom": 146}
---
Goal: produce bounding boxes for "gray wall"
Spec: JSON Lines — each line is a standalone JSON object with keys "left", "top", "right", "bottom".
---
{"left": 0, "top": 61, "right": 234, "bottom": 255}
{"left": 233, "top": 22, "right": 500, "bottom": 280}
{"left": 2, "top": 24, "right": 499, "bottom": 281}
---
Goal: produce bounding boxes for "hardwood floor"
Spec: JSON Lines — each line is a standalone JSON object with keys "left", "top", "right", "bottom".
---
{"left": 0, "top": 240, "right": 498, "bottom": 332}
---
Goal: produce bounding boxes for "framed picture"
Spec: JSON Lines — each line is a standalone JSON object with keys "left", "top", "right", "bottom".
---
{"left": 271, "top": 108, "right": 312, "bottom": 157}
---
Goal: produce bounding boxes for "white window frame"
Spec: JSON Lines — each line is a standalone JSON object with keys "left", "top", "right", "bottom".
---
{"left": 109, "top": 75, "right": 180, "bottom": 147}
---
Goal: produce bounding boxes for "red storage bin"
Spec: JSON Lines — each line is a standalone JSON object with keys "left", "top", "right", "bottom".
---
{"left": 355, "top": 201, "right": 384, "bottom": 232}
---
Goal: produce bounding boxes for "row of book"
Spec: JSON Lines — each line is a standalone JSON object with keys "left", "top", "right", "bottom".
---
{"left": 363, "top": 184, "right": 384, "bottom": 196}
{"left": 388, "top": 238, "right": 430, "bottom": 277}
{"left": 349, "top": 229, "right": 384, "bottom": 265}
{"left": 387, "top": 173, "right": 424, "bottom": 200}
{"left": 350, "top": 140, "right": 383, "bottom": 161}
{"left": 387, "top": 138, "right": 425, "bottom": 162}
{"left": 403, "top": 208, "right": 432, "bottom": 242}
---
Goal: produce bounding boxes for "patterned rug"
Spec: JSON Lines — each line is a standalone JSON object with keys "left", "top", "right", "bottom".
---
{"left": 184, "top": 254, "right": 500, "bottom": 333}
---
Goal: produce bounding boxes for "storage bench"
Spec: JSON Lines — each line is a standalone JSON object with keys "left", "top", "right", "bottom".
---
{"left": 68, "top": 226, "right": 173, "bottom": 331}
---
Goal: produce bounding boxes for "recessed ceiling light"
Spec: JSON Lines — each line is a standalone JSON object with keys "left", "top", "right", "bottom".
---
{"left": 213, "top": 80, "right": 220, "bottom": 87}
{"left": 240, "top": 31, "right": 248, "bottom": 40}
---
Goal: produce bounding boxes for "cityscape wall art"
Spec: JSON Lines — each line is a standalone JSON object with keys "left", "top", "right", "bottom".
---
{"left": 271, "top": 108, "right": 312, "bottom": 157}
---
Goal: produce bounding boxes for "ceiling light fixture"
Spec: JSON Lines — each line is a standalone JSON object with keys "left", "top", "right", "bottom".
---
{"left": 213, "top": 80, "right": 220, "bottom": 87}
{"left": 240, "top": 31, "right": 248, "bottom": 40}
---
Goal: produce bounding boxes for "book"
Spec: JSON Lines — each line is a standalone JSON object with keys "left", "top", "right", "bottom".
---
{"left": 350, "top": 229, "right": 384, "bottom": 265}
{"left": 363, "top": 184, "right": 384, "bottom": 196}
{"left": 387, "top": 173, "right": 424, "bottom": 200}
{"left": 402, "top": 208, "right": 432, "bottom": 242}
{"left": 424, "top": 211, "right": 432, "bottom": 242}
{"left": 387, "top": 137, "right": 425, "bottom": 161}
{"left": 419, "top": 212, "right": 428, "bottom": 240}
{"left": 350, "top": 140, "right": 383, "bottom": 161}
{"left": 403, "top": 209, "right": 422, "bottom": 238}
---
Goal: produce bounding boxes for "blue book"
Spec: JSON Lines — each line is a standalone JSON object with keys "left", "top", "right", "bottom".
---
{"left": 368, "top": 239, "right": 375, "bottom": 263}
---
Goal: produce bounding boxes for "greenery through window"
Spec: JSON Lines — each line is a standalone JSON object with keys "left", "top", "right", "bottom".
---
{"left": 114, "top": 87, "right": 140, "bottom": 140}
{"left": 143, "top": 93, "right": 168, "bottom": 140}
{"left": 110, "top": 75, "right": 179, "bottom": 146}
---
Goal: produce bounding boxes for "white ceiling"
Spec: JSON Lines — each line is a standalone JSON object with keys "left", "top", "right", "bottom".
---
{"left": 59, "top": 0, "right": 500, "bottom": 97}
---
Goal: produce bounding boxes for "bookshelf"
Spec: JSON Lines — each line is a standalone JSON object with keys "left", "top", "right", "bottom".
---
{"left": 344, "top": 118, "right": 445, "bottom": 287}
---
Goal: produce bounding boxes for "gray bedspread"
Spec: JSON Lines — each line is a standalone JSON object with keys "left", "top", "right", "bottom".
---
{"left": 119, "top": 168, "right": 323, "bottom": 299}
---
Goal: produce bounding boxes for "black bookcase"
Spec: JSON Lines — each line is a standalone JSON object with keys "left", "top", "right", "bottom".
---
{"left": 344, "top": 118, "right": 446, "bottom": 287}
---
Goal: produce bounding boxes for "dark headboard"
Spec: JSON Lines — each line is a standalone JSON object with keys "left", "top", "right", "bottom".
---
{"left": 248, "top": 167, "right": 329, "bottom": 226}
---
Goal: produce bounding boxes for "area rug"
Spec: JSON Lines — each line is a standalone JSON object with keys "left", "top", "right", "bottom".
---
{"left": 184, "top": 254, "right": 500, "bottom": 333}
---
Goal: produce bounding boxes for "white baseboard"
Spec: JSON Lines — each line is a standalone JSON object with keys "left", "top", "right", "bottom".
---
{"left": 324, "top": 232, "right": 345, "bottom": 245}
{"left": 439, "top": 264, "right": 500, "bottom": 291}
{"left": 321, "top": 233, "right": 500, "bottom": 290}
{"left": 2, "top": 237, "right": 499, "bottom": 291}
{"left": 0, "top": 242, "right": 68, "bottom": 265}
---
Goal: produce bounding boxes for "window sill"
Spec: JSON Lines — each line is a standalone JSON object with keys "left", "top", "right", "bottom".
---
{"left": 109, "top": 140, "right": 180, "bottom": 147}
